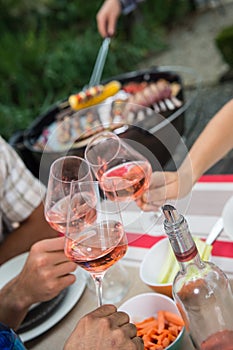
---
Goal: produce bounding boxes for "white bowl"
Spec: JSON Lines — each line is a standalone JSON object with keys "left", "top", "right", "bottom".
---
{"left": 140, "top": 236, "right": 212, "bottom": 298}
{"left": 222, "top": 195, "right": 233, "bottom": 240}
{"left": 119, "top": 292, "right": 185, "bottom": 350}
{"left": 140, "top": 238, "right": 174, "bottom": 297}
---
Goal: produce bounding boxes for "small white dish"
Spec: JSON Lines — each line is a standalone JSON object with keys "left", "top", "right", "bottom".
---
{"left": 119, "top": 292, "right": 185, "bottom": 350}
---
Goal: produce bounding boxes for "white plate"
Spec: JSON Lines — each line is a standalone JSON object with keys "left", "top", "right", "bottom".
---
{"left": 0, "top": 252, "right": 87, "bottom": 342}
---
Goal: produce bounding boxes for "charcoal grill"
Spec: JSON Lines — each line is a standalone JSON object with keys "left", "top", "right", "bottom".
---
{"left": 10, "top": 66, "right": 201, "bottom": 185}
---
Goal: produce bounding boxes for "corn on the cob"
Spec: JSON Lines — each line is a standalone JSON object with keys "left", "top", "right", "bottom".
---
{"left": 69, "top": 80, "right": 121, "bottom": 111}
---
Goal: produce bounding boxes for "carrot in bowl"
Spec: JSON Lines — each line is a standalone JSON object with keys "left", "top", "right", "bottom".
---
{"left": 135, "top": 310, "right": 184, "bottom": 350}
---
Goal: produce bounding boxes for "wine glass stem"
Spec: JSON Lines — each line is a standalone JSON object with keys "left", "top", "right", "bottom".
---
{"left": 93, "top": 275, "right": 104, "bottom": 307}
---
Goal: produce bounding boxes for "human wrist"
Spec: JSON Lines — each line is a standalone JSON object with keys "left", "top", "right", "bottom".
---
{"left": 1, "top": 276, "right": 32, "bottom": 312}
{"left": 177, "top": 158, "right": 196, "bottom": 197}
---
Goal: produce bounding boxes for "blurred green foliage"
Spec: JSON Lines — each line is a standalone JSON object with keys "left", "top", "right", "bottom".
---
{"left": 0, "top": 0, "right": 191, "bottom": 139}
{"left": 215, "top": 25, "right": 233, "bottom": 69}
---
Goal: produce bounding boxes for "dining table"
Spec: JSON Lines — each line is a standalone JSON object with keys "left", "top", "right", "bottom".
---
{"left": 25, "top": 174, "right": 233, "bottom": 350}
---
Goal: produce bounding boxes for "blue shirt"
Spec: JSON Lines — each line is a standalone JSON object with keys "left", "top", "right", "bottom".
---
{"left": 0, "top": 323, "right": 26, "bottom": 350}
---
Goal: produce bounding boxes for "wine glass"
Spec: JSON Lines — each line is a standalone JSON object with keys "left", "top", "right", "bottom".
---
{"left": 44, "top": 155, "right": 92, "bottom": 235}
{"left": 84, "top": 131, "right": 153, "bottom": 302}
{"left": 84, "top": 131, "right": 152, "bottom": 203}
{"left": 64, "top": 180, "right": 128, "bottom": 306}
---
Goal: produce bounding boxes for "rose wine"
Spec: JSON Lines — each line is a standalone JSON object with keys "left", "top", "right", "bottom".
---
{"left": 201, "top": 330, "right": 233, "bottom": 350}
{"left": 45, "top": 193, "right": 96, "bottom": 234}
{"left": 65, "top": 220, "right": 127, "bottom": 273}
{"left": 98, "top": 160, "right": 152, "bottom": 201}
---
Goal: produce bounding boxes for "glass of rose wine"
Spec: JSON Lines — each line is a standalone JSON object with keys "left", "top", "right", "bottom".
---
{"left": 84, "top": 131, "right": 153, "bottom": 303}
{"left": 44, "top": 155, "right": 93, "bottom": 236}
{"left": 84, "top": 131, "right": 152, "bottom": 203}
{"left": 64, "top": 180, "right": 128, "bottom": 307}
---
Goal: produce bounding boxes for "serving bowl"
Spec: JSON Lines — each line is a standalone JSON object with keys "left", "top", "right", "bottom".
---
{"left": 119, "top": 292, "right": 185, "bottom": 350}
{"left": 140, "top": 238, "right": 175, "bottom": 297}
{"left": 140, "top": 236, "right": 212, "bottom": 298}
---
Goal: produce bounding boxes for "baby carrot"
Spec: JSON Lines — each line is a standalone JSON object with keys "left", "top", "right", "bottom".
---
{"left": 157, "top": 310, "right": 165, "bottom": 333}
{"left": 135, "top": 310, "right": 184, "bottom": 350}
{"left": 164, "top": 311, "right": 184, "bottom": 327}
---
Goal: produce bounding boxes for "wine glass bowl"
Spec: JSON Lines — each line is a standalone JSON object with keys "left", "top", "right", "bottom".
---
{"left": 44, "top": 156, "right": 92, "bottom": 235}
{"left": 64, "top": 181, "right": 128, "bottom": 306}
{"left": 84, "top": 131, "right": 152, "bottom": 202}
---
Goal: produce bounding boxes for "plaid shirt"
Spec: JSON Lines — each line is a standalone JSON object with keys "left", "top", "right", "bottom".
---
{"left": 0, "top": 136, "right": 46, "bottom": 241}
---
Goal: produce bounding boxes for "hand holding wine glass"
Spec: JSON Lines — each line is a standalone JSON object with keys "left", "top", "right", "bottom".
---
{"left": 44, "top": 156, "right": 93, "bottom": 235}
{"left": 64, "top": 181, "right": 128, "bottom": 306}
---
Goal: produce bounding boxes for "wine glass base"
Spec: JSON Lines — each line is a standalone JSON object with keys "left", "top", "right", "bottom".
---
{"left": 87, "top": 262, "right": 131, "bottom": 304}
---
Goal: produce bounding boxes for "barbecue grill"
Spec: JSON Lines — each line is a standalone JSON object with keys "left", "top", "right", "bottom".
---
{"left": 10, "top": 66, "right": 201, "bottom": 185}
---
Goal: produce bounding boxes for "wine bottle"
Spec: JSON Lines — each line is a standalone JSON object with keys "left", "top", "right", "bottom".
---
{"left": 162, "top": 204, "right": 233, "bottom": 350}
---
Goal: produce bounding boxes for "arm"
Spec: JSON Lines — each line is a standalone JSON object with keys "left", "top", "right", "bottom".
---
{"left": 64, "top": 304, "right": 144, "bottom": 350}
{"left": 138, "top": 99, "right": 233, "bottom": 211}
{"left": 0, "top": 202, "right": 58, "bottom": 265}
{"left": 0, "top": 136, "right": 58, "bottom": 264}
{"left": 181, "top": 98, "right": 233, "bottom": 184}
{"left": 96, "top": 0, "right": 143, "bottom": 38}
{"left": 0, "top": 237, "right": 77, "bottom": 330}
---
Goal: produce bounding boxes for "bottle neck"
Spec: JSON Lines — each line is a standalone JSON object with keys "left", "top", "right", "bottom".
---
{"left": 164, "top": 215, "right": 204, "bottom": 271}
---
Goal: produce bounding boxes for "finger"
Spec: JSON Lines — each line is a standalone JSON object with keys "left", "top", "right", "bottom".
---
{"left": 139, "top": 202, "right": 161, "bottom": 212}
{"left": 53, "top": 251, "right": 74, "bottom": 265}
{"left": 107, "top": 16, "right": 117, "bottom": 37}
{"left": 87, "top": 304, "right": 117, "bottom": 318}
{"left": 150, "top": 171, "right": 167, "bottom": 187}
{"left": 36, "top": 250, "right": 73, "bottom": 268}
{"left": 109, "top": 311, "right": 129, "bottom": 326}
{"left": 58, "top": 273, "right": 76, "bottom": 289}
{"left": 53, "top": 260, "right": 77, "bottom": 277}
{"left": 32, "top": 236, "right": 65, "bottom": 253}
{"left": 39, "top": 274, "right": 76, "bottom": 300}
{"left": 121, "top": 323, "right": 137, "bottom": 338}
{"left": 33, "top": 260, "right": 77, "bottom": 286}
{"left": 136, "top": 197, "right": 164, "bottom": 212}
{"left": 97, "top": 19, "right": 108, "bottom": 38}
{"left": 131, "top": 336, "right": 144, "bottom": 349}
{"left": 142, "top": 185, "right": 167, "bottom": 204}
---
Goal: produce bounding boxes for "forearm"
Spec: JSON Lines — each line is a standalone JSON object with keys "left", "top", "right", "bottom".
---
{"left": 0, "top": 277, "right": 30, "bottom": 330}
{"left": 180, "top": 99, "right": 233, "bottom": 185}
{"left": 0, "top": 202, "right": 57, "bottom": 265}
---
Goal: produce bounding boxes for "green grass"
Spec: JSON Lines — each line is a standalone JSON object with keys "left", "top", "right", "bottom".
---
{"left": 0, "top": 0, "right": 192, "bottom": 140}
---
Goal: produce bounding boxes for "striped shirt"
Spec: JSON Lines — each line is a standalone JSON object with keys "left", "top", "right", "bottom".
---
{"left": 0, "top": 136, "right": 46, "bottom": 241}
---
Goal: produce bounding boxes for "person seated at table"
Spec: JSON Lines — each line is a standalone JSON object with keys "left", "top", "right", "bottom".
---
{"left": 0, "top": 236, "right": 77, "bottom": 330}
{"left": 0, "top": 247, "right": 143, "bottom": 349}
{"left": 0, "top": 135, "right": 58, "bottom": 265}
{"left": 96, "top": 0, "right": 144, "bottom": 38}
{"left": 0, "top": 137, "right": 143, "bottom": 350}
{"left": 137, "top": 98, "right": 233, "bottom": 211}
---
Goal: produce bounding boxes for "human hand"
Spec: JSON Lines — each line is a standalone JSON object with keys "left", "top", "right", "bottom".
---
{"left": 15, "top": 237, "right": 77, "bottom": 307}
{"left": 96, "top": 0, "right": 122, "bottom": 37}
{"left": 64, "top": 304, "right": 144, "bottom": 350}
{"left": 136, "top": 170, "right": 192, "bottom": 212}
